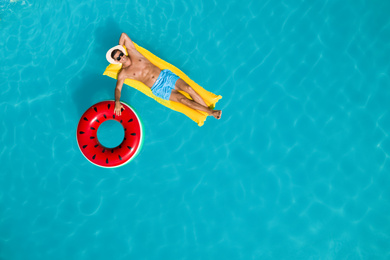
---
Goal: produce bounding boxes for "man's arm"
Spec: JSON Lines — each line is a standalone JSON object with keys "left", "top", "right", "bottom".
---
{"left": 119, "top": 33, "right": 136, "bottom": 52}
{"left": 114, "top": 74, "right": 125, "bottom": 116}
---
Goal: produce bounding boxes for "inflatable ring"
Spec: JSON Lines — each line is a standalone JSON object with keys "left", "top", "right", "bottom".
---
{"left": 77, "top": 101, "right": 143, "bottom": 168}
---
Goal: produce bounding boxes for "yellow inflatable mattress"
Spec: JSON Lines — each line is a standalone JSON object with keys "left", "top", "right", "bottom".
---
{"left": 103, "top": 43, "right": 222, "bottom": 126}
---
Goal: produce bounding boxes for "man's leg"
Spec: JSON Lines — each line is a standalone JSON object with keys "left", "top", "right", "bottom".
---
{"left": 170, "top": 90, "right": 221, "bottom": 119}
{"left": 175, "top": 79, "right": 208, "bottom": 108}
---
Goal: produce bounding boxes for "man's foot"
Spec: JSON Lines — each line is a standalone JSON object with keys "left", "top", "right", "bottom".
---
{"left": 212, "top": 110, "right": 222, "bottom": 119}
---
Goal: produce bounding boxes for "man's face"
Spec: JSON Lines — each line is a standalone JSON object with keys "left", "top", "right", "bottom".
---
{"left": 114, "top": 51, "right": 127, "bottom": 63}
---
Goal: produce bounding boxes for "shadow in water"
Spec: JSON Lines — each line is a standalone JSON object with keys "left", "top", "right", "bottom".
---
{"left": 94, "top": 18, "right": 123, "bottom": 57}
{"left": 71, "top": 73, "right": 114, "bottom": 116}
{"left": 72, "top": 18, "right": 124, "bottom": 116}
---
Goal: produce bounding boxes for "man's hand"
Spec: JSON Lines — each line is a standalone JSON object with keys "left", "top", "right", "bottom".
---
{"left": 119, "top": 33, "right": 136, "bottom": 52}
{"left": 114, "top": 102, "right": 124, "bottom": 116}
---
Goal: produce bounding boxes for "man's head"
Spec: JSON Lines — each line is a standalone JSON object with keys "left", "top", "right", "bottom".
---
{"left": 106, "top": 45, "right": 127, "bottom": 64}
{"left": 111, "top": 49, "right": 126, "bottom": 63}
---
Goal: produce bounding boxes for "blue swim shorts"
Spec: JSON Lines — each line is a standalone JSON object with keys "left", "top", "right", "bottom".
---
{"left": 151, "top": 69, "right": 180, "bottom": 100}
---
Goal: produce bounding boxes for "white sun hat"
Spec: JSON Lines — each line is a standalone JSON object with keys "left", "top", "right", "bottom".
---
{"left": 106, "top": 45, "right": 127, "bottom": 64}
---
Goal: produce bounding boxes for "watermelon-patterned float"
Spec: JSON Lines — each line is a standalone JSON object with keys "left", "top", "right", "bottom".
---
{"left": 77, "top": 101, "right": 143, "bottom": 168}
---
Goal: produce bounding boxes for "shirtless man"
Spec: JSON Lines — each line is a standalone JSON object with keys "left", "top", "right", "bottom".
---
{"left": 106, "top": 33, "right": 222, "bottom": 119}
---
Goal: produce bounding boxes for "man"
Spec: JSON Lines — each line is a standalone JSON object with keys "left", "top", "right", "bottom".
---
{"left": 106, "top": 33, "right": 222, "bottom": 119}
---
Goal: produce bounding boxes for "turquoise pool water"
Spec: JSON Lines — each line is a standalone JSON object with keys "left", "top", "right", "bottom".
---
{"left": 1, "top": 0, "right": 390, "bottom": 259}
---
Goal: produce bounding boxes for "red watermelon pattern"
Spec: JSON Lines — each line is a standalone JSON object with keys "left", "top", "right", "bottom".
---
{"left": 77, "top": 101, "right": 143, "bottom": 168}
